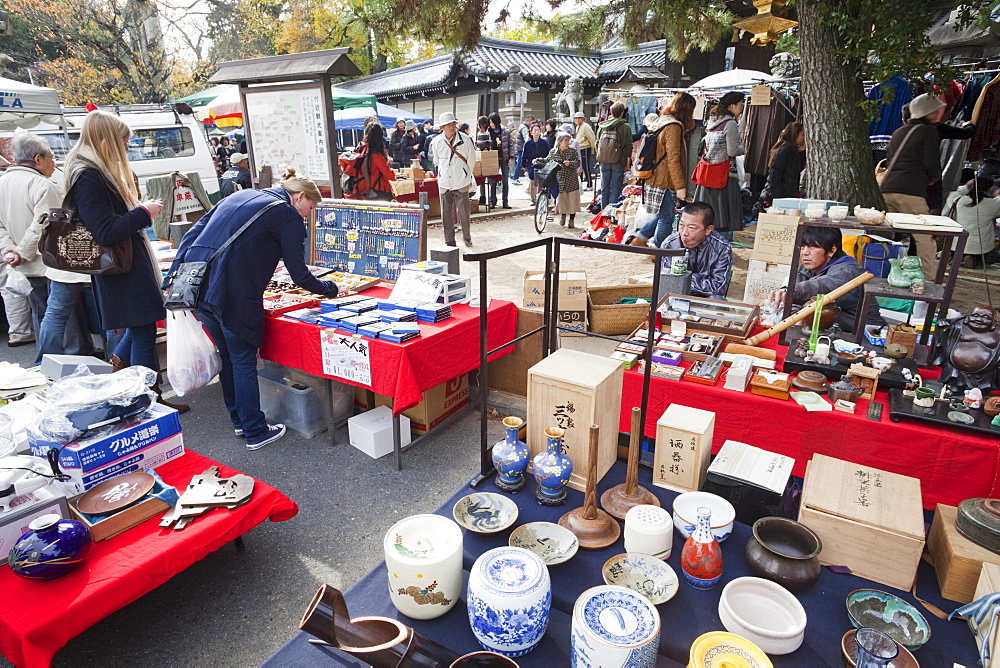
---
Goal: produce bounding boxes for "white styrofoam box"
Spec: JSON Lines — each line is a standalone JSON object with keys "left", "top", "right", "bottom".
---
{"left": 40, "top": 355, "right": 113, "bottom": 380}
{"left": 55, "top": 432, "right": 186, "bottom": 497}
{"left": 0, "top": 486, "right": 69, "bottom": 562}
{"left": 348, "top": 406, "right": 411, "bottom": 459}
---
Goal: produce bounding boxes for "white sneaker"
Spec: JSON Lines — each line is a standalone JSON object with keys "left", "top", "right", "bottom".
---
{"left": 246, "top": 424, "right": 286, "bottom": 450}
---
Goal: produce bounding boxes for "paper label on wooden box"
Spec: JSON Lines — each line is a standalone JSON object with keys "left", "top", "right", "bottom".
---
{"left": 751, "top": 214, "right": 800, "bottom": 265}
{"left": 743, "top": 259, "right": 792, "bottom": 305}
{"left": 802, "top": 454, "right": 923, "bottom": 538}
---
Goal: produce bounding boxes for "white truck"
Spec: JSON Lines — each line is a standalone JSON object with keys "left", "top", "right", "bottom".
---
{"left": 7, "top": 103, "right": 221, "bottom": 204}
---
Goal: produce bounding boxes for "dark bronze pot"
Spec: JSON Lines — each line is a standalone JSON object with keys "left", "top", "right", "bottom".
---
{"left": 744, "top": 517, "right": 823, "bottom": 591}
{"left": 818, "top": 301, "right": 842, "bottom": 330}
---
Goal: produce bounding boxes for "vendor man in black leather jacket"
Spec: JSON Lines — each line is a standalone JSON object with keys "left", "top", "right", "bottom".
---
{"left": 660, "top": 202, "right": 733, "bottom": 300}
{"left": 769, "top": 226, "right": 883, "bottom": 333}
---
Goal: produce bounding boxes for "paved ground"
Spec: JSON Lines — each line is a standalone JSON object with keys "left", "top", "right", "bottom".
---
{"left": 2, "top": 184, "right": 996, "bottom": 665}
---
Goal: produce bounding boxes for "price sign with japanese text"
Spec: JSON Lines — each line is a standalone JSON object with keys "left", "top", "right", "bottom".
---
{"left": 319, "top": 329, "right": 372, "bottom": 385}
{"left": 388, "top": 269, "right": 444, "bottom": 304}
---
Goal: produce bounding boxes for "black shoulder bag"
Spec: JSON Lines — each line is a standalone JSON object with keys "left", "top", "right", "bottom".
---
{"left": 163, "top": 200, "right": 282, "bottom": 311}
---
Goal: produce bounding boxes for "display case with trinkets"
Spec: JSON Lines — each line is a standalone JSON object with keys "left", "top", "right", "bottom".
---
{"left": 656, "top": 294, "right": 759, "bottom": 340}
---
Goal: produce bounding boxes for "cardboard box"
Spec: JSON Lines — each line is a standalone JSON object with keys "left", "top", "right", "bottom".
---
{"left": 798, "top": 454, "right": 925, "bottom": 591}
{"left": 556, "top": 308, "right": 588, "bottom": 337}
{"left": 971, "top": 562, "right": 1000, "bottom": 666}
{"left": 751, "top": 213, "right": 800, "bottom": 265}
{"left": 374, "top": 375, "right": 469, "bottom": 436}
{"left": 390, "top": 179, "right": 416, "bottom": 197}
{"left": 527, "top": 349, "right": 623, "bottom": 492}
{"left": 928, "top": 503, "right": 1000, "bottom": 604}
{"left": 743, "top": 259, "right": 792, "bottom": 306}
{"left": 523, "top": 270, "right": 588, "bottom": 306}
{"left": 55, "top": 432, "right": 186, "bottom": 496}
{"left": 29, "top": 403, "right": 181, "bottom": 474}
{"left": 69, "top": 494, "right": 171, "bottom": 542}
{"left": 0, "top": 487, "right": 69, "bottom": 562}
{"left": 653, "top": 405, "right": 716, "bottom": 493}
{"left": 402, "top": 167, "right": 425, "bottom": 180}
{"left": 474, "top": 150, "right": 500, "bottom": 177}
{"left": 348, "top": 406, "right": 411, "bottom": 459}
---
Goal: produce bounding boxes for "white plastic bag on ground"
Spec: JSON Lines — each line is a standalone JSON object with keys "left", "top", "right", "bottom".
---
{"left": 166, "top": 310, "right": 221, "bottom": 397}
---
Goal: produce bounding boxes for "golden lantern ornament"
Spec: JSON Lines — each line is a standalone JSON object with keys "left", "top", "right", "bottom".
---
{"left": 733, "top": 0, "right": 798, "bottom": 46}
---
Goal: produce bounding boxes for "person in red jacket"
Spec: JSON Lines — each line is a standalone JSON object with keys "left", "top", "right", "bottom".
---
{"left": 347, "top": 123, "right": 396, "bottom": 201}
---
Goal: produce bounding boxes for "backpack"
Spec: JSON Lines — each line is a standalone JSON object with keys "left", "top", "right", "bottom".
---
{"left": 338, "top": 148, "right": 369, "bottom": 197}
{"left": 596, "top": 122, "right": 623, "bottom": 164}
{"left": 633, "top": 120, "right": 680, "bottom": 180}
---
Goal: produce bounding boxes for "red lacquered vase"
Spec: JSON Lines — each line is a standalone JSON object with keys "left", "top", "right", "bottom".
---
{"left": 681, "top": 507, "right": 723, "bottom": 589}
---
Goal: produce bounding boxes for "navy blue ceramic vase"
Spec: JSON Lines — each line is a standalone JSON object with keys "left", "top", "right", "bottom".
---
{"left": 532, "top": 427, "right": 573, "bottom": 506}
{"left": 8, "top": 513, "right": 91, "bottom": 580}
{"left": 492, "top": 416, "right": 530, "bottom": 492}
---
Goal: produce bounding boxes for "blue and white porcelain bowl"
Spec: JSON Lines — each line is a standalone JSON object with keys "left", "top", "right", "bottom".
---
{"left": 571, "top": 585, "right": 661, "bottom": 667}
{"left": 453, "top": 493, "right": 519, "bottom": 534}
{"left": 672, "top": 491, "right": 735, "bottom": 542}
{"left": 467, "top": 546, "right": 551, "bottom": 657}
{"left": 602, "top": 553, "right": 679, "bottom": 605}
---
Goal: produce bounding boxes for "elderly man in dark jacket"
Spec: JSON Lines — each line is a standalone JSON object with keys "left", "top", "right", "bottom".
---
{"left": 168, "top": 184, "right": 337, "bottom": 449}
{"left": 770, "top": 226, "right": 883, "bottom": 333}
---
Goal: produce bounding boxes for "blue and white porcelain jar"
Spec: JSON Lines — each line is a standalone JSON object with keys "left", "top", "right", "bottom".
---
{"left": 571, "top": 585, "right": 660, "bottom": 668}
{"left": 467, "top": 546, "right": 551, "bottom": 657}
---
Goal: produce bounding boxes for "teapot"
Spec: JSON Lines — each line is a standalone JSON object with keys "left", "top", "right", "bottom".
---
{"left": 828, "top": 376, "right": 864, "bottom": 403}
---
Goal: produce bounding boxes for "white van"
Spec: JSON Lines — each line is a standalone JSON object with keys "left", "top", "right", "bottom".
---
{"left": 9, "top": 103, "right": 221, "bottom": 204}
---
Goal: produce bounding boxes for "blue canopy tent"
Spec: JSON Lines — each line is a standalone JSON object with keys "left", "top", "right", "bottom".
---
{"left": 334, "top": 102, "right": 431, "bottom": 130}
{"left": 334, "top": 102, "right": 432, "bottom": 149}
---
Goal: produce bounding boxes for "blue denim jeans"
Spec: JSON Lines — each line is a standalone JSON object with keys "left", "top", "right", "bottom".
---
{"left": 195, "top": 309, "right": 267, "bottom": 439}
{"left": 489, "top": 160, "right": 510, "bottom": 206}
{"left": 37, "top": 281, "right": 94, "bottom": 360}
{"left": 637, "top": 190, "right": 676, "bottom": 247}
{"left": 113, "top": 323, "right": 158, "bottom": 371}
{"left": 600, "top": 162, "right": 625, "bottom": 209}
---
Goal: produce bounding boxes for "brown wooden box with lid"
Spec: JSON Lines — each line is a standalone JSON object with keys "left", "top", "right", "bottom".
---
{"left": 928, "top": 503, "right": 1000, "bottom": 604}
{"left": 749, "top": 370, "right": 791, "bottom": 400}
{"left": 797, "top": 454, "right": 925, "bottom": 591}
{"left": 527, "top": 348, "right": 623, "bottom": 493}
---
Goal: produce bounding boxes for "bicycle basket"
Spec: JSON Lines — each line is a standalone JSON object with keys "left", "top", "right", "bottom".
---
{"left": 535, "top": 161, "right": 561, "bottom": 189}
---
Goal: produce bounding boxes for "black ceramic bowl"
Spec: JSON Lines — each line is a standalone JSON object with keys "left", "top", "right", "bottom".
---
{"left": 744, "top": 517, "right": 823, "bottom": 591}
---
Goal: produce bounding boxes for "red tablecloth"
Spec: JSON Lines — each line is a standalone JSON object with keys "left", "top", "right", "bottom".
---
{"left": 0, "top": 451, "right": 298, "bottom": 668}
{"left": 620, "top": 339, "right": 1000, "bottom": 511}
{"left": 260, "top": 288, "right": 518, "bottom": 414}
{"left": 392, "top": 175, "right": 499, "bottom": 203}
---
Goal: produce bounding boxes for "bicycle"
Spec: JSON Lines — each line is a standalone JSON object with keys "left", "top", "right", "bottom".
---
{"left": 532, "top": 159, "right": 561, "bottom": 234}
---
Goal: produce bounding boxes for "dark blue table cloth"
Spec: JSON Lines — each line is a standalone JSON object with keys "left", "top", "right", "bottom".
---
{"left": 266, "top": 461, "right": 979, "bottom": 666}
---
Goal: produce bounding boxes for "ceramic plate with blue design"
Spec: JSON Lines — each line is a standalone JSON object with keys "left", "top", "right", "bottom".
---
{"left": 578, "top": 585, "right": 660, "bottom": 647}
{"left": 601, "top": 553, "right": 679, "bottom": 605}
{"left": 453, "top": 492, "right": 518, "bottom": 534}
{"left": 477, "top": 546, "right": 546, "bottom": 597}
{"left": 509, "top": 522, "right": 579, "bottom": 565}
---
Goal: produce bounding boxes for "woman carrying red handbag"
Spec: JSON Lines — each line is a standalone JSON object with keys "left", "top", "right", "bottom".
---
{"left": 691, "top": 91, "right": 746, "bottom": 240}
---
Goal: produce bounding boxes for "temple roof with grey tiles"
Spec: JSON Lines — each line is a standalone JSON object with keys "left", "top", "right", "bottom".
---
{"left": 340, "top": 37, "right": 667, "bottom": 98}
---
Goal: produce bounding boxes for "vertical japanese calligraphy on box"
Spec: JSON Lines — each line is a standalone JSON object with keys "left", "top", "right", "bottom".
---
{"left": 319, "top": 329, "right": 372, "bottom": 385}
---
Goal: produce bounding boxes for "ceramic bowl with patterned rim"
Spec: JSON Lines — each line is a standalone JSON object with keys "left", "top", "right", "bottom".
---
{"left": 452, "top": 492, "right": 518, "bottom": 533}
{"left": 601, "top": 553, "right": 679, "bottom": 605}
{"left": 509, "top": 521, "right": 578, "bottom": 565}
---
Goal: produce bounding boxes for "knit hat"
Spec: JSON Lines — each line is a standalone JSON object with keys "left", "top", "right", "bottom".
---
{"left": 909, "top": 93, "right": 945, "bottom": 120}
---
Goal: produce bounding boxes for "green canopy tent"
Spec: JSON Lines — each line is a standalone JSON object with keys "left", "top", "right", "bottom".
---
{"left": 176, "top": 84, "right": 376, "bottom": 121}
{"left": 174, "top": 83, "right": 236, "bottom": 109}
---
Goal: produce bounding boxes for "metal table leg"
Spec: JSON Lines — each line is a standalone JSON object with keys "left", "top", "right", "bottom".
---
{"left": 393, "top": 400, "right": 402, "bottom": 471}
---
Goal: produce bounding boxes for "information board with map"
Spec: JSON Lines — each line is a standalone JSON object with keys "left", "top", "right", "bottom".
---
{"left": 245, "top": 87, "right": 330, "bottom": 182}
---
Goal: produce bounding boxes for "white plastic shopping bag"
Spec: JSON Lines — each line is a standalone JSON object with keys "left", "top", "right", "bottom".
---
{"left": 166, "top": 310, "right": 221, "bottom": 396}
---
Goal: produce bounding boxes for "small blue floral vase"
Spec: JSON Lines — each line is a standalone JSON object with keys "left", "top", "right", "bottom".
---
{"left": 8, "top": 513, "right": 91, "bottom": 580}
{"left": 493, "top": 416, "right": 530, "bottom": 492}
{"left": 532, "top": 427, "right": 573, "bottom": 506}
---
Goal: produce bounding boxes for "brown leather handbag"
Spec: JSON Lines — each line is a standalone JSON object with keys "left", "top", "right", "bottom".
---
{"left": 38, "top": 174, "right": 132, "bottom": 275}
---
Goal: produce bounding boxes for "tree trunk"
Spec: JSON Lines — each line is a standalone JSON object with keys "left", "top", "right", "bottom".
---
{"left": 798, "top": 0, "right": 884, "bottom": 208}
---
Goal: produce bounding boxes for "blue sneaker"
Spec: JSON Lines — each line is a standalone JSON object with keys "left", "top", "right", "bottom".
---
{"left": 245, "top": 424, "right": 286, "bottom": 450}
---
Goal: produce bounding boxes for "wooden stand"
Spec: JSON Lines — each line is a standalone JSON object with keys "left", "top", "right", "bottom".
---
{"left": 559, "top": 425, "right": 621, "bottom": 550}
{"left": 601, "top": 408, "right": 659, "bottom": 520}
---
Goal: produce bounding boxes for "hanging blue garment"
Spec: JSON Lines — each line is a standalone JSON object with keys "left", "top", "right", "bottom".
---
{"left": 867, "top": 76, "right": 913, "bottom": 150}
{"left": 625, "top": 96, "right": 659, "bottom": 136}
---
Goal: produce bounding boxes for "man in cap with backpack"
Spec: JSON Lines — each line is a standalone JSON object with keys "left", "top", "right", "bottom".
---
{"left": 595, "top": 102, "right": 632, "bottom": 209}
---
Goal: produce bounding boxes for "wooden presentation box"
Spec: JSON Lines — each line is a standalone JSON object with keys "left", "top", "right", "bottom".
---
{"left": 928, "top": 503, "right": 1000, "bottom": 604}
{"left": 655, "top": 294, "right": 759, "bottom": 340}
{"left": 749, "top": 370, "right": 791, "bottom": 400}
{"left": 527, "top": 348, "right": 623, "bottom": 493}
{"left": 798, "top": 454, "right": 925, "bottom": 591}
{"left": 653, "top": 404, "right": 716, "bottom": 493}
{"left": 972, "top": 562, "right": 1000, "bottom": 666}
{"left": 69, "top": 494, "right": 171, "bottom": 542}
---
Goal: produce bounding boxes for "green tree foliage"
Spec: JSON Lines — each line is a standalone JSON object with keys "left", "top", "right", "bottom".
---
{"left": 0, "top": 0, "right": 170, "bottom": 104}
{"left": 206, "top": 0, "right": 282, "bottom": 63}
